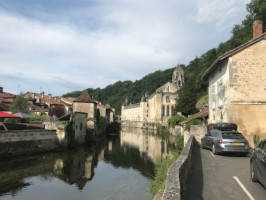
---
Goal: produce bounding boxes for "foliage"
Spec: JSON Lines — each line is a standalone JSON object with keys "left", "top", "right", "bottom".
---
{"left": 29, "top": 115, "right": 49, "bottom": 123}
{"left": 62, "top": 68, "right": 174, "bottom": 114}
{"left": 62, "top": 0, "right": 264, "bottom": 117}
{"left": 48, "top": 106, "right": 65, "bottom": 118}
{"left": 167, "top": 114, "right": 186, "bottom": 128}
{"left": 150, "top": 132, "right": 183, "bottom": 197}
{"left": 185, "top": 119, "right": 203, "bottom": 131}
{"left": 196, "top": 94, "right": 208, "bottom": 109}
{"left": 10, "top": 93, "right": 29, "bottom": 114}
{"left": 253, "top": 135, "right": 260, "bottom": 147}
{"left": 99, "top": 115, "right": 106, "bottom": 124}
{"left": 175, "top": 77, "right": 198, "bottom": 116}
{"left": 149, "top": 155, "right": 178, "bottom": 197}
{"left": 106, "top": 121, "right": 121, "bottom": 134}
{"left": 0, "top": 104, "right": 8, "bottom": 111}
{"left": 64, "top": 118, "right": 77, "bottom": 149}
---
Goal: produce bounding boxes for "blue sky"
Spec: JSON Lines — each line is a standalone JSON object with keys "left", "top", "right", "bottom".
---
{"left": 0, "top": 0, "right": 250, "bottom": 96}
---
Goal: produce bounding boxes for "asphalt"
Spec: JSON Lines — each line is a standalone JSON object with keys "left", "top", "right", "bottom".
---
{"left": 184, "top": 145, "right": 266, "bottom": 200}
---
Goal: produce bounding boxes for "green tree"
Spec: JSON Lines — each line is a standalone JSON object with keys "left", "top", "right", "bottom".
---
{"left": 175, "top": 78, "right": 198, "bottom": 116}
{"left": 10, "top": 93, "right": 29, "bottom": 114}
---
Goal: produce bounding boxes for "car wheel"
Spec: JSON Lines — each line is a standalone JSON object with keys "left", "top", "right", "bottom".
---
{"left": 212, "top": 144, "right": 218, "bottom": 155}
{"left": 250, "top": 161, "right": 257, "bottom": 182}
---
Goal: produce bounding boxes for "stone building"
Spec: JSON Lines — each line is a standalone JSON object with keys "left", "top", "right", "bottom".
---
{"left": 121, "top": 65, "right": 184, "bottom": 125}
{"left": 202, "top": 20, "right": 266, "bottom": 146}
{"left": 24, "top": 92, "right": 71, "bottom": 115}
{"left": 73, "top": 90, "right": 97, "bottom": 128}
{"left": 0, "top": 87, "right": 16, "bottom": 110}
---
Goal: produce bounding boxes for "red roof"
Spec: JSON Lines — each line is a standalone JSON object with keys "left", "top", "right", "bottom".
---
{"left": 74, "top": 90, "right": 97, "bottom": 103}
{"left": 179, "top": 108, "right": 208, "bottom": 125}
{"left": 35, "top": 94, "right": 64, "bottom": 105}
{"left": 0, "top": 92, "right": 16, "bottom": 99}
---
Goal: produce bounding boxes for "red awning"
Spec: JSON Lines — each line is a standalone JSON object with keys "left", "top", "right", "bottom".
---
{"left": 0, "top": 111, "right": 21, "bottom": 118}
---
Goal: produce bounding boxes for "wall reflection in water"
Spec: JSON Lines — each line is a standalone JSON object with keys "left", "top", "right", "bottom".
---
{"left": 0, "top": 127, "right": 175, "bottom": 199}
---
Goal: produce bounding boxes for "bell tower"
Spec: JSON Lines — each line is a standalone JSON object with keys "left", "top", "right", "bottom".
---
{"left": 172, "top": 64, "right": 184, "bottom": 88}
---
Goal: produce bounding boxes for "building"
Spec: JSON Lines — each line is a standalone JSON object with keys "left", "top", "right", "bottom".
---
{"left": 202, "top": 20, "right": 266, "bottom": 146}
{"left": 24, "top": 92, "right": 70, "bottom": 115}
{"left": 97, "top": 103, "right": 115, "bottom": 124}
{"left": 0, "top": 87, "right": 16, "bottom": 110}
{"left": 121, "top": 65, "right": 184, "bottom": 125}
{"left": 73, "top": 90, "right": 97, "bottom": 128}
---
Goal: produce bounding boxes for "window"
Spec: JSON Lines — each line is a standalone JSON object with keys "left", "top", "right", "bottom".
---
{"left": 166, "top": 96, "right": 170, "bottom": 103}
{"left": 167, "top": 105, "right": 169, "bottom": 116}
{"left": 162, "top": 105, "right": 165, "bottom": 116}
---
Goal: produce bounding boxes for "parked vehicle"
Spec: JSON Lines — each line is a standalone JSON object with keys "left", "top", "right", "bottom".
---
{"left": 201, "top": 123, "right": 249, "bottom": 156}
{"left": 250, "top": 139, "right": 266, "bottom": 188}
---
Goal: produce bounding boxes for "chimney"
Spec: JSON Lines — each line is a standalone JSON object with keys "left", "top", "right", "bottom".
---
{"left": 48, "top": 94, "right": 51, "bottom": 99}
{"left": 41, "top": 91, "right": 44, "bottom": 99}
{"left": 0, "top": 87, "right": 3, "bottom": 93}
{"left": 253, "top": 20, "right": 263, "bottom": 39}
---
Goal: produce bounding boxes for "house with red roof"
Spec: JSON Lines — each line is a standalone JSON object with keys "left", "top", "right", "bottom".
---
{"left": 24, "top": 92, "right": 72, "bottom": 116}
{"left": 0, "top": 87, "right": 16, "bottom": 110}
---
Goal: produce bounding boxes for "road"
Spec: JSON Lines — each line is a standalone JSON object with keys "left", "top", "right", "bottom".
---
{"left": 184, "top": 145, "right": 266, "bottom": 200}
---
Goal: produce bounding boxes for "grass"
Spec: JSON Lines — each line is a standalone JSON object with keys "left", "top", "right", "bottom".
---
{"left": 149, "top": 153, "right": 179, "bottom": 197}
{"left": 149, "top": 134, "right": 184, "bottom": 197}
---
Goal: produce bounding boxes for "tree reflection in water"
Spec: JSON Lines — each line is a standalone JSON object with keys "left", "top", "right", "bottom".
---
{"left": 0, "top": 127, "right": 177, "bottom": 200}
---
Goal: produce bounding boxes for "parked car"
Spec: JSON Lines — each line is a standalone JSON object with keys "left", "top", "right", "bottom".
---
{"left": 201, "top": 123, "right": 249, "bottom": 156}
{"left": 250, "top": 139, "right": 266, "bottom": 188}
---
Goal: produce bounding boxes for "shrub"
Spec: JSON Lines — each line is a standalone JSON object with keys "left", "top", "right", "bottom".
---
{"left": 167, "top": 114, "right": 186, "bottom": 128}
{"left": 253, "top": 135, "right": 260, "bottom": 147}
{"left": 149, "top": 155, "right": 178, "bottom": 197}
{"left": 185, "top": 119, "right": 203, "bottom": 131}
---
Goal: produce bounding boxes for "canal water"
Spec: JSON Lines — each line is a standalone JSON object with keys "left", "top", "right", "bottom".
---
{"left": 0, "top": 127, "right": 176, "bottom": 200}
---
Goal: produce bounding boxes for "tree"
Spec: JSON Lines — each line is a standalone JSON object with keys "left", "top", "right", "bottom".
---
{"left": 175, "top": 78, "right": 198, "bottom": 116}
{"left": 10, "top": 93, "right": 29, "bottom": 114}
{"left": 48, "top": 106, "right": 65, "bottom": 118}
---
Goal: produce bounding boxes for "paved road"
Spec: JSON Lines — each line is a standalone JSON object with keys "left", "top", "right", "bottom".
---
{"left": 184, "top": 145, "right": 266, "bottom": 200}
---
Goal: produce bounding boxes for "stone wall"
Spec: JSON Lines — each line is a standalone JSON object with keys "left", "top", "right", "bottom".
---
{"left": 227, "top": 104, "right": 266, "bottom": 147}
{"left": 190, "top": 125, "right": 207, "bottom": 144}
{"left": 121, "top": 103, "right": 144, "bottom": 122}
{"left": 154, "top": 135, "right": 195, "bottom": 200}
{"left": 0, "top": 129, "right": 58, "bottom": 156}
{"left": 72, "top": 112, "right": 88, "bottom": 144}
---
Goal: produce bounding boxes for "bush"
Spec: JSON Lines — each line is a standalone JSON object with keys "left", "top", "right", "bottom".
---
{"left": 185, "top": 119, "right": 203, "bottom": 131}
{"left": 149, "top": 155, "right": 178, "bottom": 197}
{"left": 29, "top": 115, "right": 49, "bottom": 123}
{"left": 167, "top": 114, "right": 186, "bottom": 128}
{"left": 253, "top": 135, "right": 260, "bottom": 147}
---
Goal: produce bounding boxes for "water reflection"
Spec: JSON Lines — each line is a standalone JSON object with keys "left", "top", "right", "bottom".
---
{"left": 0, "top": 127, "right": 176, "bottom": 199}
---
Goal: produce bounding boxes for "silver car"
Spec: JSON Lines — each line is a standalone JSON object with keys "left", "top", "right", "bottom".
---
{"left": 201, "top": 129, "right": 250, "bottom": 156}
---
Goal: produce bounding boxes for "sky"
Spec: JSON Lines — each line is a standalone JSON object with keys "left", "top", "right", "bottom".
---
{"left": 0, "top": 0, "right": 251, "bottom": 96}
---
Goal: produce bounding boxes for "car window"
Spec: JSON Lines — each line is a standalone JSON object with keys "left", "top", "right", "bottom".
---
{"left": 221, "top": 132, "right": 244, "bottom": 139}
{"left": 210, "top": 131, "right": 219, "bottom": 137}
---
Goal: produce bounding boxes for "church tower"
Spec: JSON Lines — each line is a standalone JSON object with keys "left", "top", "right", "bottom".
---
{"left": 172, "top": 64, "right": 184, "bottom": 89}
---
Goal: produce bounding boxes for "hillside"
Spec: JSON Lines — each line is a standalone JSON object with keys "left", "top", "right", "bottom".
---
{"left": 63, "top": 67, "right": 175, "bottom": 114}
{"left": 63, "top": 0, "right": 265, "bottom": 116}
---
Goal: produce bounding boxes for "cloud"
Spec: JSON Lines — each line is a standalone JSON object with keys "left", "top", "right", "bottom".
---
{"left": 0, "top": 0, "right": 250, "bottom": 96}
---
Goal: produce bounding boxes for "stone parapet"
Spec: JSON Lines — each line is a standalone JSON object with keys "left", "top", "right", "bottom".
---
{"left": 154, "top": 135, "right": 195, "bottom": 200}
{"left": 0, "top": 129, "right": 58, "bottom": 156}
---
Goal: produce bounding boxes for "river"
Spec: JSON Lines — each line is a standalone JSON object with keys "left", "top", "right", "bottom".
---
{"left": 0, "top": 127, "right": 176, "bottom": 200}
